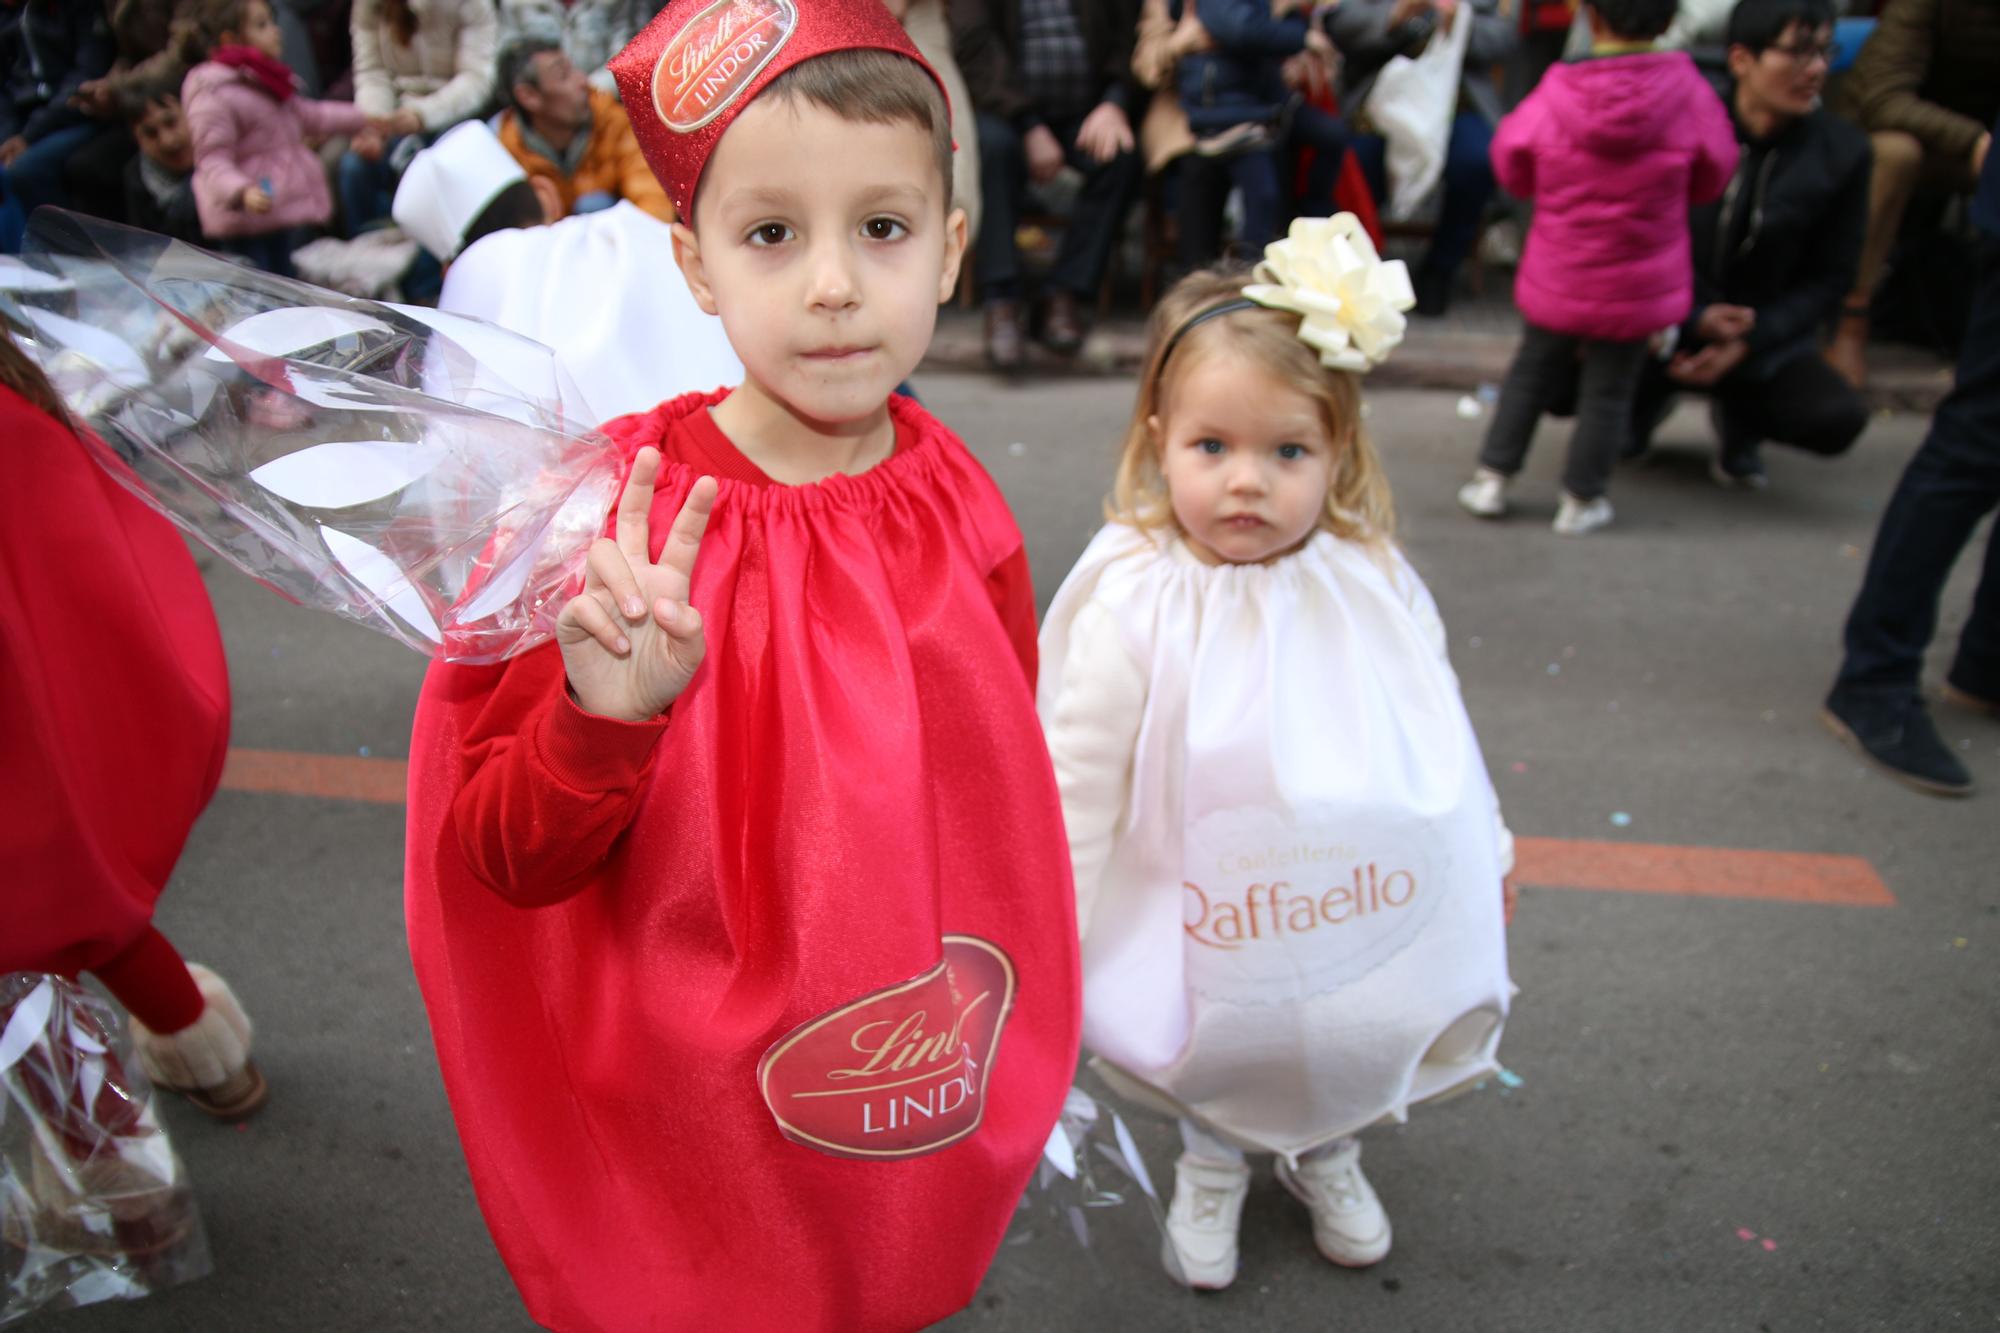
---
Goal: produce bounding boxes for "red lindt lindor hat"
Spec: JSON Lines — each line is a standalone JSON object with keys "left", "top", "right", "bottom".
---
{"left": 610, "top": 0, "right": 946, "bottom": 221}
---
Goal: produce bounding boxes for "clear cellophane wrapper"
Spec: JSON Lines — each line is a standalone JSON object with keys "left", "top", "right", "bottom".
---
{"left": 0, "top": 209, "right": 619, "bottom": 663}
{"left": 995, "top": 1074, "right": 1180, "bottom": 1289}
{"left": 0, "top": 974, "right": 210, "bottom": 1326}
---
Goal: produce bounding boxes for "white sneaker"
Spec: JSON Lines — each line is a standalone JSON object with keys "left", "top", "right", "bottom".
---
{"left": 1456, "top": 468, "right": 1509, "bottom": 518}
{"left": 1551, "top": 492, "right": 1613, "bottom": 536}
{"left": 1276, "top": 1139, "right": 1391, "bottom": 1267}
{"left": 1162, "top": 1153, "right": 1251, "bottom": 1290}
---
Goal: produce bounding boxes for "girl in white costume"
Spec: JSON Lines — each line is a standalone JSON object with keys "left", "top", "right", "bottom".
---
{"left": 1037, "top": 220, "right": 1517, "bottom": 1290}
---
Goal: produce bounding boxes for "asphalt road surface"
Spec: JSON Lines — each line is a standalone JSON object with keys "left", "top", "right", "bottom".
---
{"left": 34, "top": 379, "right": 1999, "bottom": 1333}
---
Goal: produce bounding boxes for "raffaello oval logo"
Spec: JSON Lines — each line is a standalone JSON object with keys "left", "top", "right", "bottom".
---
{"left": 1182, "top": 807, "right": 1450, "bottom": 1004}
{"left": 758, "top": 936, "right": 1015, "bottom": 1160}
{"left": 652, "top": 0, "right": 798, "bottom": 133}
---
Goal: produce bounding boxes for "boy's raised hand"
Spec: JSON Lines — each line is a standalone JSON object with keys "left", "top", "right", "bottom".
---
{"left": 556, "top": 447, "right": 718, "bottom": 722}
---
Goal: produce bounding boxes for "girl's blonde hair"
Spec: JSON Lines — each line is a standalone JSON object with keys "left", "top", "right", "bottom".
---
{"left": 1108, "top": 267, "right": 1396, "bottom": 547}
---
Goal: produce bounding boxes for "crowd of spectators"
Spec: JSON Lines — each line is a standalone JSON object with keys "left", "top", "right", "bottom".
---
{"left": 0, "top": 0, "right": 1985, "bottom": 399}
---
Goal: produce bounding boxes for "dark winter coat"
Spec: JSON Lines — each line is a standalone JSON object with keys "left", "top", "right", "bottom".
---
{"left": 948, "top": 0, "right": 1145, "bottom": 128}
{"left": 0, "top": 0, "right": 113, "bottom": 144}
{"left": 1173, "top": 0, "right": 1312, "bottom": 136}
{"left": 1686, "top": 94, "right": 1871, "bottom": 379}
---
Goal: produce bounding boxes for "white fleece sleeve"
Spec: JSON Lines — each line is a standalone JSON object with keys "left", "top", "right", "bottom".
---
{"left": 1041, "top": 599, "right": 1149, "bottom": 940}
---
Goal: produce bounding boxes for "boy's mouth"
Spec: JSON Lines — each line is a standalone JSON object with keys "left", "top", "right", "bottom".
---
{"left": 802, "top": 345, "right": 875, "bottom": 362}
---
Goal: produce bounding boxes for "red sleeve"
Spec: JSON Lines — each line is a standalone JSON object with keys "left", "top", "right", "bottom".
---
{"left": 450, "top": 644, "right": 670, "bottom": 908}
{"left": 987, "top": 544, "right": 1038, "bottom": 691}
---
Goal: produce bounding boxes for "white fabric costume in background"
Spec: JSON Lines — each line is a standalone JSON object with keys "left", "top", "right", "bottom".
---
{"left": 438, "top": 201, "right": 742, "bottom": 425}
{"left": 1038, "top": 524, "right": 1513, "bottom": 1161}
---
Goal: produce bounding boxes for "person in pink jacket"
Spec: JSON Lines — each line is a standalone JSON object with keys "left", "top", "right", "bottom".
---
{"left": 1455, "top": 0, "right": 1737, "bottom": 536}
{"left": 179, "top": 0, "right": 381, "bottom": 276}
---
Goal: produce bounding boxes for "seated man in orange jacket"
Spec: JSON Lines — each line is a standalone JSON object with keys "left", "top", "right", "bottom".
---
{"left": 492, "top": 35, "right": 673, "bottom": 222}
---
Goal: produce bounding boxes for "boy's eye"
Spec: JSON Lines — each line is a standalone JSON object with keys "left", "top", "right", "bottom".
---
{"left": 1195, "top": 438, "right": 1224, "bottom": 455}
{"left": 1277, "top": 443, "right": 1308, "bottom": 460}
{"left": 747, "top": 222, "right": 794, "bottom": 247}
{"left": 862, "top": 217, "right": 908, "bottom": 241}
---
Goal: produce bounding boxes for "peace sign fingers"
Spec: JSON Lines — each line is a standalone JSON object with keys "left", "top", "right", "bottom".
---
{"left": 649, "top": 475, "right": 718, "bottom": 614}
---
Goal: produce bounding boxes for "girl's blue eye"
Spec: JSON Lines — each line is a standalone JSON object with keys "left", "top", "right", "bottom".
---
{"left": 862, "top": 217, "right": 908, "bottom": 241}
{"left": 1196, "top": 438, "right": 1224, "bottom": 455}
{"left": 748, "top": 222, "right": 793, "bottom": 246}
{"left": 1277, "top": 443, "right": 1307, "bottom": 460}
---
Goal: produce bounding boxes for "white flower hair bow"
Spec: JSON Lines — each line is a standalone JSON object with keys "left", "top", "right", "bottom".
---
{"left": 1241, "top": 214, "right": 1416, "bottom": 373}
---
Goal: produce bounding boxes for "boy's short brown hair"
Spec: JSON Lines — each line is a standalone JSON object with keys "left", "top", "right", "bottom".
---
{"left": 743, "top": 49, "right": 953, "bottom": 214}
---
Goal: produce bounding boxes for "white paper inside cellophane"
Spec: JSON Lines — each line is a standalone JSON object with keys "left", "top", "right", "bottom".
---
{"left": 987, "top": 1069, "right": 1181, "bottom": 1299}
{"left": 0, "top": 974, "right": 211, "bottom": 1326}
{"left": 0, "top": 210, "right": 621, "bottom": 663}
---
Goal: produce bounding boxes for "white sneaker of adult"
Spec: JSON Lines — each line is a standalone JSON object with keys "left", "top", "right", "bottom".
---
{"left": 1276, "top": 1139, "right": 1392, "bottom": 1267}
{"left": 1551, "top": 492, "right": 1613, "bottom": 536}
{"left": 1456, "top": 468, "right": 1509, "bottom": 518}
{"left": 1162, "top": 1153, "right": 1251, "bottom": 1290}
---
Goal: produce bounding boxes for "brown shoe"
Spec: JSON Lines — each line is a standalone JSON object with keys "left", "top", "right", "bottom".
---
{"left": 984, "top": 299, "right": 1024, "bottom": 371}
{"left": 1942, "top": 681, "right": 2000, "bottom": 716}
{"left": 1040, "top": 289, "right": 1086, "bottom": 355}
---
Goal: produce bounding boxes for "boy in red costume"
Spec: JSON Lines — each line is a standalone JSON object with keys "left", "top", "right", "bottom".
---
{"left": 402, "top": 4, "right": 1080, "bottom": 1330}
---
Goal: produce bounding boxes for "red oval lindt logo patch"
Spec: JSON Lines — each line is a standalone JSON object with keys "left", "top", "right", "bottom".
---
{"left": 758, "top": 936, "right": 1016, "bottom": 1160}
{"left": 652, "top": 0, "right": 798, "bottom": 133}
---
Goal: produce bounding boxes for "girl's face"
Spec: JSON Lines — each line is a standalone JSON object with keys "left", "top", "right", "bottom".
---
{"left": 1151, "top": 347, "right": 1335, "bottom": 565}
{"left": 227, "top": 1, "right": 286, "bottom": 60}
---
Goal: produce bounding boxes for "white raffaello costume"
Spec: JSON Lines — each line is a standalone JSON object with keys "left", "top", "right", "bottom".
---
{"left": 1036, "top": 217, "right": 1514, "bottom": 1164}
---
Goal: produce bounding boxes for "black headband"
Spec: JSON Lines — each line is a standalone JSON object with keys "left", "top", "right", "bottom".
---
{"left": 1151, "top": 297, "right": 1260, "bottom": 393}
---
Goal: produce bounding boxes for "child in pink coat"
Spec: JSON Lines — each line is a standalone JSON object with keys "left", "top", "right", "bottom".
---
{"left": 1456, "top": 0, "right": 1737, "bottom": 536}
{"left": 179, "top": 0, "right": 376, "bottom": 275}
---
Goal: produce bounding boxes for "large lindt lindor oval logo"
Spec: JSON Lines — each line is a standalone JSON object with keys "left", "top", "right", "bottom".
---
{"left": 758, "top": 936, "right": 1015, "bottom": 1160}
{"left": 652, "top": 0, "right": 798, "bottom": 133}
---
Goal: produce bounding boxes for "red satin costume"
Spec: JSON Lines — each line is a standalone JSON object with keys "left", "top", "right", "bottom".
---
{"left": 404, "top": 392, "right": 1081, "bottom": 1332}
{"left": 1, "top": 386, "right": 227, "bottom": 1034}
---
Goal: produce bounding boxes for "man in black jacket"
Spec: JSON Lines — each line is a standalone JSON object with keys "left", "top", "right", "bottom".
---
{"left": 1822, "top": 115, "right": 2000, "bottom": 797}
{"left": 1629, "top": 0, "right": 1869, "bottom": 488}
{"left": 949, "top": 0, "right": 1142, "bottom": 369}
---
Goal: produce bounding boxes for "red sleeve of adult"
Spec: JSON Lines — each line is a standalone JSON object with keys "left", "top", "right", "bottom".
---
{"left": 449, "top": 642, "right": 671, "bottom": 909}
{"left": 988, "top": 544, "right": 1039, "bottom": 691}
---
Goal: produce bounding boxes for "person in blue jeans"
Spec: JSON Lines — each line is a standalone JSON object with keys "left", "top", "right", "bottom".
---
{"left": 1328, "top": 0, "right": 1515, "bottom": 315}
{"left": 1823, "top": 114, "right": 2000, "bottom": 798}
{"left": 0, "top": 1, "right": 113, "bottom": 253}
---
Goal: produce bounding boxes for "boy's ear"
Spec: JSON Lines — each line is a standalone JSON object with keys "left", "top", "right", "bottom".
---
{"left": 1146, "top": 413, "right": 1163, "bottom": 455}
{"left": 936, "top": 205, "right": 969, "bottom": 307}
{"left": 673, "top": 221, "right": 720, "bottom": 317}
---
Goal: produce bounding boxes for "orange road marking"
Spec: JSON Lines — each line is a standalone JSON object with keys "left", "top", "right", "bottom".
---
{"left": 1514, "top": 837, "right": 1895, "bottom": 907}
{"left": 221, "top": 747, "right": 408, "bottom": 805}
{"left": 218, "top": 749, "right": 1898, "bottom": 907}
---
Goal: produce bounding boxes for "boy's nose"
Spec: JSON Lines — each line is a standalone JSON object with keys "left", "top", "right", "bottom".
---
{"left": 807, "top": 240, "right": 860, "bottom": 312}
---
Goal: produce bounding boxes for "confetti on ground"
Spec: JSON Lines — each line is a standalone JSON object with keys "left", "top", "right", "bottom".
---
{"left": 1511, "top": 762, "right": 1528, "bottom": 774}
{"left": 1007, "top": 441, "right": 1026, "bottom": 457}
{"left": 1475, "top": 383, "right": 1500, "bottom": 405}
{"left": 1496, "top": 1068, "right": 1524, "bottom": 1089}
{"left": 1841, "top": 544, "right": 1862, "bottom": 558}
{"left": 1609, "top": 812, "right": 1633, "bottom": 828}
{"left": 1953, "top": 937, "right": 1968, "bottom": 949}
{"left": 1761, "top": 1238, "right": 1778, "bottom": 1252}
{"left": 1546, "top": 663, "right": 1561, "bottom": 676}
{"left": 1736, "top": 1228, "right": 1756, "bottom": 1242}
{"left": 1562, "top": 645, "right": 1576, "bottom": 659}
{"left": 1455, "top": 395, "right": 1483, "bottom": 420}
{"left": 1468, "top": 636, "right": 1483, "bottom": 649}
